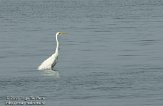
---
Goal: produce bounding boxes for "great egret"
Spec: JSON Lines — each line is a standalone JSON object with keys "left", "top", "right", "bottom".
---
{"left": 38, "top": 32, "right": 66, "bottom": 70}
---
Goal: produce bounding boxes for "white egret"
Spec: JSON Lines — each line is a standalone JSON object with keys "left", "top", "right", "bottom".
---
{"left": 38, "top": 32, "right": 66, "bottom": 70}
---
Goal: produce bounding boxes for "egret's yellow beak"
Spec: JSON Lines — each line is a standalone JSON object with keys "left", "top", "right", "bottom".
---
{"left": 60, "top": 32, "right": 67, "bottom": 35}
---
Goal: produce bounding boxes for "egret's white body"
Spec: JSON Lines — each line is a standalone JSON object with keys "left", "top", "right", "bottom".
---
{"left": 38, "top": 32, "right": 64, "bottom": 70}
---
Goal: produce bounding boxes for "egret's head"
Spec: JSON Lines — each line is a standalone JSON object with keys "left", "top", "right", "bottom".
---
{"left": 56, "top": 32, "right": 66, "bottom": 36}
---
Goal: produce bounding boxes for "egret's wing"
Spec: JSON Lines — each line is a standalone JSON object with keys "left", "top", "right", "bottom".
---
{"left": 51, "top": 56, "right": 58, "bottom": 69}
{"left": 38, "top": 54, "right": 58, "bottom": 70}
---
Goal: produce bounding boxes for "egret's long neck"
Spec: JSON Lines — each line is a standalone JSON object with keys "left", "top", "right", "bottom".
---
{"left": 55, "top": 34, "right": 59, "bottom": 53}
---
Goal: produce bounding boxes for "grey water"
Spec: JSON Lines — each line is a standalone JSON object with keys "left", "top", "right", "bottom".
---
{"left": 0, "top": 0, "right": 163, "bottom": 106}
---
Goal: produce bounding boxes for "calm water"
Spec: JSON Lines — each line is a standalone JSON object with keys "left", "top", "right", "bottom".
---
{"left": 0, "top": 0, "right": 163, "bottom": 106}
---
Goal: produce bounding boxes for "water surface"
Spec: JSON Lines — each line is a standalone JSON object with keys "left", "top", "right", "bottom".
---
{"left": 0, "top": 0, "right": 163, "bottom": 106}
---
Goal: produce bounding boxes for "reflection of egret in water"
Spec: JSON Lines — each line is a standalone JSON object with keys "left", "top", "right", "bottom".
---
{"left": 40, "top": 70, "right": 60, "bottom": 79}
